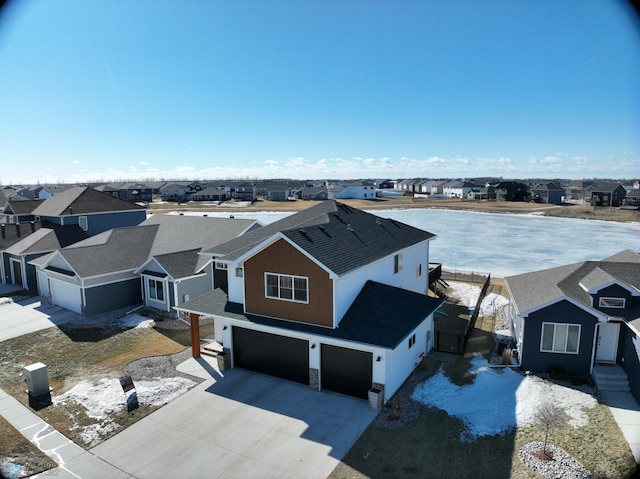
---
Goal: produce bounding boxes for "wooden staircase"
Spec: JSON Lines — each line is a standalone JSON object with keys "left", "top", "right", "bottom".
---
{"left": 200, "top": 339, "right": 223, "bottom": 358}
{"left": 593, "top": 364, "right": 630, "bottom": 392}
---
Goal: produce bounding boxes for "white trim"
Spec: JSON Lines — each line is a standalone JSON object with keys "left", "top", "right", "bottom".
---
{"left": 518, "top": 295, "right": 609, "bottom": 323}
{"left": 264, "top": 272, "right": 309, "bottom": 304}
{"left": 540, "top": 322, "right": 581, "bottom": 354}
{"left": 598, "top": 297, "right": 626, "bottom": 308}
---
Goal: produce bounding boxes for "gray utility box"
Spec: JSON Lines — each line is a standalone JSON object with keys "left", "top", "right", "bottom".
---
{"left": 24, "top": 362, "right": 50, "bottom": 396}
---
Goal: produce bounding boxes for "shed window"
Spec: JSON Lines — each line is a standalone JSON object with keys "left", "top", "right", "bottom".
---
{"left": 408, "top": 334, "right": 416, "bottom": 348}
{"left": 540, "top": 323, "right": 580, "bottom": 354}
{"left": 79, "top": 216, "right": 88, "bottom": 231}
{"left": 265, "top": 273, "right": 308, "bottom": 303}
{"left": 599, "top": 297, "right": 625, "bottom": 309}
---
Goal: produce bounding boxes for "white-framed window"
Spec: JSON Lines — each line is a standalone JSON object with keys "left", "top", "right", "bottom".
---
{"left": 148, "top": 279, "right": 164, "bottom": 301}
{"left": 394, "top": 254, "right": 403, "bottom": 274}
{"left": 599, "top": 297, "right": 625, "bottom": 308}
{"left": 416, "top": 263, "right": 422, "bottom": 278}
{"left": 235, "top": 267, "right": 243, "bottom": 278}
{"left": 408, "top": 334, "right": 416, "bottom": 348}
{"left": 79, "top": 216, "right": 88, "bottom": 231}
{"left": 265, "top": 273, "right": 308, "bottom": 303}
{"left": 215, "top": 262, "right": 228, "bottom": 270}
{"left": 540, "top": 322, "right": 580, "bottom": 354}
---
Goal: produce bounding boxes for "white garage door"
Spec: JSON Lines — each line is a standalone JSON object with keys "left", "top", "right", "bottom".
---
{"left": 37, "top": 271, "right": 49, "bottom": 297}
{"left": 50, "top": 279, "right": 82, "bottom": 314}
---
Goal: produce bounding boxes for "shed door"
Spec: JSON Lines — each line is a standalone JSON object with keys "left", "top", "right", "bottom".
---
{"left": 232, "top": 327, "right": 309, "bottom": 385}
{"left": 50, "top": 279, "right": 82, "bottom": 314}
{"left": 321, "top": 344, "right": 372, "bottom": 399}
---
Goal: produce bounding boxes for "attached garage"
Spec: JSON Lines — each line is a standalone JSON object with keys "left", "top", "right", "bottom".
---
{"left": 232, "top": 327, "right": 309, "bottom": 385}
{"left": 321, "top": 344, "right": 372, "bottom": 399}
{"left": 50, "top": 279, "right": 82, "bottom": 314}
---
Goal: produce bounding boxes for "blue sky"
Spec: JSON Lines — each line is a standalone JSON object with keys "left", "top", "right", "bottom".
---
{"left": 0, "top": 0, "right": 638, "bottom": 184}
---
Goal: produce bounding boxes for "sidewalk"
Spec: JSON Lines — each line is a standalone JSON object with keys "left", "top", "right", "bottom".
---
{"left": 600, "top": 390, "right": 640, "bottom": 464}
{"left": 0, "top": 387, "right": 133, "bottom": 478}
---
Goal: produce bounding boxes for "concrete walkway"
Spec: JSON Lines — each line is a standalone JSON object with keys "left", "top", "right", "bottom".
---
{"left": 600, "top": 390, "right": 640, "bottom": 464}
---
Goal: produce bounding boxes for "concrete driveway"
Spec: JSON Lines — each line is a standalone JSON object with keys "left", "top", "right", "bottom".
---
{"left": 0, "top": 296, "right": 81, "bottom": 342}
{"left": 91, "top": 364, "right": 377, "bottom": 479}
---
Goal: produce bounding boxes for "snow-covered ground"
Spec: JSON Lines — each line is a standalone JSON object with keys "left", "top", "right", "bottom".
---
{"left": 115, "top": 313, "right": 155, "bottom": 330}
{"left": 446, "top": 281, "right": 509, "bottom": 317}
{"left": 412, "top": 356, "right": 597, "bottom": 440}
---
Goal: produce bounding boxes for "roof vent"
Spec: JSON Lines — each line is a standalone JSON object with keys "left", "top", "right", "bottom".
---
{"left": 375, "top": 218, "right": 382, "bottom": 225}
{"left": 300, "top": 229, "right": 307, "bottom": 235}
{"left": 318, "top": 225, "right": 325, "bottom": 232}
{"left": 230, "top": 215, "right": 234, "bottom": 219}
{"left": 347, "top": 224, "right": 353, "bottom": 232}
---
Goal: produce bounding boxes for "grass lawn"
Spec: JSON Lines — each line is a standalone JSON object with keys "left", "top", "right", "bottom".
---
{"left": 0, "top": 415, "right": 57, "bottom": 477}
{"left": 0, "top": 318, "right": 212, "bottom": 468}
{"left": 330, "top": 297, "right": 639, "bottom": 479}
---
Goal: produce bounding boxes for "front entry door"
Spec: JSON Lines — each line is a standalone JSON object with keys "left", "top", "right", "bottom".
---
{"left": 11, "top": 259, "right": 23, "bottom": 287}
{"left": 596, "top": 322, "right": 620, "bottom": 363}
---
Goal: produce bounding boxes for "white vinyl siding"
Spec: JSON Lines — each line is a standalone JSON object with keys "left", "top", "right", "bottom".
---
{"left": 540, "top": 322, "right": 580, "bottom": 354}
{"left": 394, "top": 254, "right": 403, "bottom": 274}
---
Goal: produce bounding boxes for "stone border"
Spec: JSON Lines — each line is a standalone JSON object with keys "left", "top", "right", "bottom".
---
{"left": 518, "top": 441, "right": 592, "bottom": 479}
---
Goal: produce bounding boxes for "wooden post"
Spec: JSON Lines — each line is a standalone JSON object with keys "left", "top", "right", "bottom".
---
{"left": 190, "top": 313, "right": 200, "bottom": 358}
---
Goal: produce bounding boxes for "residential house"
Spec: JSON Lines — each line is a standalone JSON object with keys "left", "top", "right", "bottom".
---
{"left": 414, "top": 180, "right": 434, "bottom": 195}
{"left": 159, "top": 183, "right": 191, "bottom": 202}
{"left": 234, "top": 183, "right": 258, "bottom": 202}
{"left": 590, "top": 183, "right": 627, "bottom": 207}
{"left": 111, "top": 182, "right": 154, "bottom": 204}
{"left": 176, "top": 201, "right": 443, "bottom": 403}
{"left": 505, "top": 250, "right": 640, "bottom": 403}
{"left": 530, "top": 182, "right": 565, "bottom": 204}
{"left": 496, "top": 181, "right": 530, "bottom": 201}
{"left": 300, "top": 186, "right": 328, "bottom": 201}
{"left": 394, "top": 179, "right": 415, "bottom": 192}
{"left": 327, "top": 181, "right": 376, "bottom": 200}
{"left": 374, "top": 179, "right": 394, "bottom": 189}
{"left": 30, "top": 215, "right": 260, "bottom": 316}
{"left": 429, "top": 180, "right": 446, "bottom": 195}
{"left": 622, "top": 189, "right": 640, "bottom": 208}
{"left": 443, "top": 180, "right": 475, "bottom": 198}
{"left": 191, "top": 188, "right": 229, "bottom": 202}
{"left": 468, "top": 185, "right": 496, "bottom": 200}
{"left": 3, "top": 198, "right": 41, "bottom": 224}
{"left": 93, "top": 184, "right": 121, "bottom": 198}
{"left": 262, "top": 184, "right": 297, "bottom": 202}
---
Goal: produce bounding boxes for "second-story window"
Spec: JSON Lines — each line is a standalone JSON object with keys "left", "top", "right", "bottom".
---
{"left": 599, "top": 297, "right": 625, "bottom": 308}
{"left": 394, "top": 254, "right": 403, "bottom": 274}
{"left": 265, "top": 273, "right": 308, "bottom": 303}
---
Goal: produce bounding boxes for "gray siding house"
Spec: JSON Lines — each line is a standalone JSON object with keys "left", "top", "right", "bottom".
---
{"left": 505, "top": 250, "right": 640, "bottom": 403}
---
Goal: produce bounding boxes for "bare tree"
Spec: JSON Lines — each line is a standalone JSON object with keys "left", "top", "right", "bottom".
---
{"left": 534, "top": 401, "right": 568, "bottom": 456}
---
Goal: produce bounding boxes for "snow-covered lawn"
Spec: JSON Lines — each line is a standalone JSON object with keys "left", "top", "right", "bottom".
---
{"left": 446, "top": 281, "right": 509, "bottom": 317}
{"left": 115, "top": 313, "right": 155, "bottom": 330}
{"left": 411, "top": 356, "right": 597, "bottom": 440}
{"left": 53, "top": 376, "right": 195, "bottom": 446}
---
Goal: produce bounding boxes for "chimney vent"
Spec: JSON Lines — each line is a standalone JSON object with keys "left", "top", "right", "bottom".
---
{"left": 16, "top": 223, "right": 20, "bottom": 237}
{"left": 31, "top": 221, "right": 35, "bottom": 233}
{"left": 0, "top": 224, "right": 4, "bottom": 239}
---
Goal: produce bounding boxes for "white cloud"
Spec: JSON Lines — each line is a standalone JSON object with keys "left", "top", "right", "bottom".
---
{"left": 140, "top": 161, "right": 148, "bottom": 166}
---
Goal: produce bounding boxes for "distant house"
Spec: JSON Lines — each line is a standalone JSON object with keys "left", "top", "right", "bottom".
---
{"left": 327, "top": 181, "right": 376, "bottom": 200}
{"left": 590, "top": 184, "right": 627, "bottom": 207}
{"left": 160, "top": 183, "right": 191, "bottom": 202}
{"left": 622, "top": 189, "right": 640, "bottom": 207}
{"left": 3, "top": 198, "right": 42, "bottom": 224}
{"left": 176, "top": 201, "right": 443, "bottom": 404}
{"left": 234, "top": 183, "right": 258, "bottom": 202}
{"left": 191, "top": 188, "right": 228, "bottom": 202}
{"left": 262, "top": 184, "right": 297, "bottom": 202}
{"left": 300, "top": 186, "right": 328, "bottom": 201}
{"left": 530, "top": 182, "right": 565, "bottom": 204}
{"left": 505, "top": 250, "right": 640, "bottom": 404}
{"left": 468, "top": 185, "right": 496, "bottom": 200}
{"left": 496, "top": 181, "right": 530, "bottom": 202}
{"left": 375, "top": 179, "right": 394, "bottom": 189}
{"left": 111, "top": 182, "right": 154, "bottom": 204}
{"left": 93, "top": 184, "right": 121, "bottom": 198}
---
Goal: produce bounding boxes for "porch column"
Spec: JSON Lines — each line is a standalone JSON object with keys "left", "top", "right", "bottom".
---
{"left": 190, "top": 313, "right": 200, "bottom": 358}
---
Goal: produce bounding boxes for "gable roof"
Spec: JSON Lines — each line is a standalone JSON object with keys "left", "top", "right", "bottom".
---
{"left": 148, "top": 249, "right": 203, "bottom": 279}
{"left": 0, "top": 222, "right": 42, "bottom": 250}
{"left": 43, "top": 215, "right": 258, "bottom": 278}
{"left": 4, "top": 198, "right": 42, "bottom": 215}
{"left": 204, "top": 200, "right": 435, "bottom": 276}
{"left": 176, "top": 281, "right": 444, "bottom": 348}
{"left": 32, "top": 186, "right": 145, "bottom": 216}
{"left": 506, "top": 249, "right": 640, "bottom": 320}
{"left": 4, "top": 225, "right": 89, "bottom": 255}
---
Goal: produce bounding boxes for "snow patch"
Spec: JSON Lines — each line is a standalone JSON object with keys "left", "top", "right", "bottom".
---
{"left": 0, "top": 297, "right": 13, "bottom": 306}
{"left": 412, "top": 356, "right": 596, "bottom": 439}
{"left": 447, "top": 281, "right": 509, "bottom": 316}
{"left": 117, "top": 313, "right": 155, "bottom": 329}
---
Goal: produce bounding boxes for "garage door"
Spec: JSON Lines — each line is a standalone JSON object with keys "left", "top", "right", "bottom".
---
{"left": 50, "top": 279, "right": 82, "bottom": 314}
{"left": 232, "top": 327, "right": 309, "bottom": 385}
{"left": 321, "top": 344, "right": 372, "bottom": 399}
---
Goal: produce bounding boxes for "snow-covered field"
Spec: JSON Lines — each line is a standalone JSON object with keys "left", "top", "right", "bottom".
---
{"left": 412, "top": 356, "right": 597, "bottom": 440}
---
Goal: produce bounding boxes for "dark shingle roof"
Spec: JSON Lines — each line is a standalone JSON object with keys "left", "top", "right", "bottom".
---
{"left": 204, "top": 200, "right": 435, "bottom": 276}
{"left": 32, "top": 187, "right": 145, "bottom": 216}
{"left": 0, "top": 222, "right": 42, "bottom": 250}
{"left": 4, "top": 225, "right": 88, "bottom": 255}
{"left": 177, "top": 281, "right": 444, "bottom": 348}
{"left": 5, "top": 199, "right": 42, "bottom": 215}
{"left": 152, "top": 249, "right": 203, "bottom": 279}
{"left": 506, "top": 249, "right": 640, "bottom": 321}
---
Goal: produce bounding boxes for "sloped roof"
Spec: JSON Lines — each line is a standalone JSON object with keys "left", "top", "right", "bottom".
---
{"left": 0, "top": 222, "right": 42, "bottom": 250}
{"left": 5, "top": 199, "right": 42, "bottom": 215}
{"left": 50, "top": 215, "right": 257, "bottom": 278}
{"left": 203, "top": 200, "right": 435, "bottom": 276}
{"left": 177, "top": 281, "right": 444, "bottom": 348}
{"left": 152, "top": 249, "right": 203, "bottom": 279}
{"left": 4, "top": 225, "right": 88, "bottom": 255}
{"left": 32, "top": 186, "right": 145, "bottom": 216}
{"left": 506, "top": 249, "right": 640, "bottom": 321}
{"left": 592, "top": 183, "right": 625, "bottom": 193}
{"left": 191, "top": 187, "right": 227, "bottom": 196}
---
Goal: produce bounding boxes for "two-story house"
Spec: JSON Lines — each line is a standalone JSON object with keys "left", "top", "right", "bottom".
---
{"left": 505, "top": 250, "right": 640, "bottom": 404}
{"left": 176, "top": 201, "right": 444, "bottom": 403}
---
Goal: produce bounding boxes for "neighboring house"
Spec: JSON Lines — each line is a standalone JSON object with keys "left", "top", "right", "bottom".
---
{"left": 234, "top": 183, "right": 258, "bottom": 202}
{"left": 375, "top": 179, "right": 394, "bottom": 189}
{"left": 93, "top": 184, "right": 121, "bottom": 198}
{"left": 590, "top": 183, "right": 627, "bottom": 207}
{"left": 468, "top": 185, "right": 496, "bottom": 200}
{"left": 300, "top": 186, "right": 328, "bottom": 201}
{"left": 176, "top": 200, "right": 444, "bottom": 404}
{"left": 496, "top": 181, "right": 530, "bottom": 201}
{"left": 111, "top": 182, "right": 154, "bottom": 204}
{"left": 429, "top": 180, "right": 446, "bottom": 195}
{"left": 30, "top": 186, "right": 147, "bottom": 236}
{"left": 622, "top": 189, "right": 640, "bottom": 207}
{"left": 505, "top": 250, "right": 640, "bottom": 403}
{"left": 159, "top": 182, "right": 192, "bottom": 202}
{"left": 30, "top": 215, "right": 260, "bottom": 316}
{"left": 414, "top": 180, "right": 434, "bottom": 195}
{"left": 262, "top": 184, "right": 295, "bottom": 202}
{"left": 530, "top": 182, "right": 565, "bottom": 204}
{"left": 394, "top": 179, "right": 415, "bottom": 192}
{"left": 1, "top": 223, "right": 88, "bottom": 291}
{"left": 3, "top": 198, "right": 42, "bottom": 223}
{"left": 191, "top": 188, "right": 229, "bottom": 202}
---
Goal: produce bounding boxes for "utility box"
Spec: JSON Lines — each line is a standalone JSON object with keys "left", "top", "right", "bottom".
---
{"left": 24, "top": 362, "right": 50, "bottom": 397}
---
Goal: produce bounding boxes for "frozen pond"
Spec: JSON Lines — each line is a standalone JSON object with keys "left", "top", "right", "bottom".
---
{"left": 175, "top": 208, "right": 640, "bottom": 278}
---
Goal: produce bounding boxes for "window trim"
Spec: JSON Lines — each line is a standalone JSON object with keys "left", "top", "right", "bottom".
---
{"left": 215, "top": 262, "right": 228, "bottom": 270}
{"left": 147, "top": 278, "right": 165, "bottom": 302}
{"left": 264, "top": 272, "right": 309, "bottom": 304}
{"left": 394, "top": 254, "right": 403, "bottom": 274}
{"left": 598, "top": 297, "right": 625, "bottom": 309}
{"left": 79, "top": 215, "right": 88, "bottom": 231}
{"left": 540, "top": 322, "right": 580, "bottom": 354}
